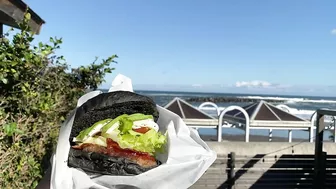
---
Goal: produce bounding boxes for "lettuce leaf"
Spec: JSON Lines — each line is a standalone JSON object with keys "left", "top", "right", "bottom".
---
{"left": 118, "top": 129, "right": 167, "bottom": 155}
{"left": 118, "top": 117, "right": 134, "bottom": 134}
{"left": 75, "top": 118, "right": 112, "bottom": 142}
{"left": 75, "top": 113, "right": 168, "bottom": 155}
{"left": 127, "top": 113, "right": 154, "bottom": 121}
{"left": 101, "top": 114, "right": 128, "bottom": 133}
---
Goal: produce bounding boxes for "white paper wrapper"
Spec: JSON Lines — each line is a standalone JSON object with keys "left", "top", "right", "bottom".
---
{"left": 50, "top": 74, "right": 217, "bottom": 189}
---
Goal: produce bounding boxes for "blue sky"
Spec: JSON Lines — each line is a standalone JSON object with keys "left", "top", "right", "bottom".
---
{"left": 12, "top": 0, "right": 336, "bottom": 96}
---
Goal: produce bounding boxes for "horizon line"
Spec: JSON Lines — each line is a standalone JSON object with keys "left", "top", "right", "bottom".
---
{"left": 97, "top": 88, "right": 336, "bottom": 98}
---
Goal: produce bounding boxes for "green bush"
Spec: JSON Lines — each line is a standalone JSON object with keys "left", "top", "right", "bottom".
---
{"left": 0, "top": 13, "right": 117, "bottom": 188}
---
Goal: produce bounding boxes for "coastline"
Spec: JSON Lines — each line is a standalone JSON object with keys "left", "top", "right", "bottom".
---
{"left": 186, "top": 96, "right": 286, "bottom": 103}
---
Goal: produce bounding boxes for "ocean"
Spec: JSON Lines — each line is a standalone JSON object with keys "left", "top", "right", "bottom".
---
{"left": 104, "top": 89, "right": 336, "bottom": 141}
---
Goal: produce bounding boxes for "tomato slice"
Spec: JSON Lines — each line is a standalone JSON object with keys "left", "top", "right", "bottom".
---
{"left": 133, "top": 127, "right": 150, "bottom": 134}
{"left": 106, "top": 138, "right": 155, "bottom": 161}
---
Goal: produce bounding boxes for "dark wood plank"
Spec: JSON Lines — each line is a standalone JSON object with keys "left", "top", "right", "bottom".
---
{"left": 0, "top": 0, "right": 45, "bottom": 34}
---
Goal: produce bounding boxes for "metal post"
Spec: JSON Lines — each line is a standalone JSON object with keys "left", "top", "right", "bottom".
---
{"left": 310, "top": 126, "right": 314, "bottom": 143}
{"left": 333, "top": 117, "right": 336, "bottom": 143}
{"left": 245, "top": 121, "right": 250, "bottom": 142}
{"left": 288, "top": 129, "right": 292, "bottom": 143}
{"left": 313, "top": 113, "right": 325, "bottom": 189}
{"left": 0, "top": 23, "right": 3, "bottom": 38}
{"left": 310, "top": 112, "right": 316, "bottom": 143}
{"left": 227, "top": 152, "right": 236, "bottom": 189}
{"left": 320, "top": 152, "right": 327, "bottom": 188}
{"left": 217, "top": 123, "right": 222, "bottom": 142}
{"left": 269, "top": 129, "right": 272, "bottom": 142}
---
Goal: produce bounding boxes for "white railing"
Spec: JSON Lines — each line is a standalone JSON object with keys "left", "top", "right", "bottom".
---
{"left": 198, "top": 102, "right": 220, "bottom": 116}
{"left": 194, "top": 101, "right": 336, "bottom": 143}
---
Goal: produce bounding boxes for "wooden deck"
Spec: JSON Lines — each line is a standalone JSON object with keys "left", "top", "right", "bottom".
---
{"left": 189, "top": 156, "right": 228, "bottom": 189}
{"left": 189, "top": 154, "right": 336, "bottom": 189}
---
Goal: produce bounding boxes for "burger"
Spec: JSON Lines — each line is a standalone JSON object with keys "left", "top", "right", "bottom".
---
{"left": 67, "top": 91, "right": 167, "bottom": 176}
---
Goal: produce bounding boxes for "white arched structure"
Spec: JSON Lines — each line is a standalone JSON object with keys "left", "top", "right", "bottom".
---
{"left": 218, "top": 106, "right": 250, "bottom": 142}
{"left": 198, "top": 102, "right": 220, "bottom": 116}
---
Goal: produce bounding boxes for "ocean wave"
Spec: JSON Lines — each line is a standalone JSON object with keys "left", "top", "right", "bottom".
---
{"left": 237, "top": 96, "right": 336, "bottom": 104}
{"left": 139, "top": 92, "right": 210, "bottom": 97}
{"left": 138, "top": 93, "right": 182, "bottom": 96}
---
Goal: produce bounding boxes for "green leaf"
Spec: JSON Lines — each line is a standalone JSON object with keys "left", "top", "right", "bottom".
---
{"left": 118, "top": 117, "right": 134, "bottom": 134}
{"left": 101, "top": 114, "right": 127, "bottom": 133}
{"left": 0, "top": 11, "right": 117, "bottom": 186}
{"left": 127, "top": 113, "right": 153, "bottom": 121}
{"left": 24, "top": 13, "right": 31, "bottom": 20}
{"left": 118, "top": 129, "right": 167, "bottom": 155}
{"left": 75, "top": 118, "right": 113, "bottom": 141}
{"left": 1, "top": 78, "right": 8, "bottom": 84}
{"left": 14, "top": 129, "right": 24, "bottom": 134}
{"left": 3, "top": 122, "right": 17, "bottom": 136}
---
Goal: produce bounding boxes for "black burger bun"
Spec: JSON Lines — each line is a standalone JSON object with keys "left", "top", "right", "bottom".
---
{"left": 70, "top": 91, "right": 159, "bottom": 140}
{"left": 68, "top": 149, "right": 161, "bottom": 176}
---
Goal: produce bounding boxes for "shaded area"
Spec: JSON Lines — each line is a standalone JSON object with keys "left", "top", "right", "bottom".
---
{"left": 217, "top": 154, "right": 336, "bottom": 189}
{"left": 218, "top": 154, "right": 265, "bottom": 189}
{"left": 35, "top": 167, "right": 51, "bottom": 189}
{"left": 249, "top": 154, "right": 316, "bottom": 189}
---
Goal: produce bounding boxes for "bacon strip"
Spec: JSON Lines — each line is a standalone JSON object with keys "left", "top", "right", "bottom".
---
{"left": 72, "top": 139, "right": 157, "bottom": 168}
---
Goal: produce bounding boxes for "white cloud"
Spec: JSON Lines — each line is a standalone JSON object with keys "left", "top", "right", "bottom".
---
{"left": 331, "top": 29, "right": 336, "bottom": 35}
{"left": 235, "top": 80, "right": 272, "bottom": 88}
